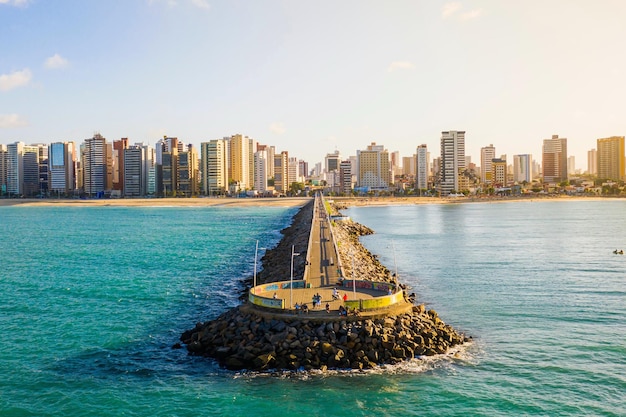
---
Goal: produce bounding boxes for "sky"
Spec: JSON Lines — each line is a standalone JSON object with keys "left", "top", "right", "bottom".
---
{"left": 2, "top": 0, "right": 626, "bottom": 170}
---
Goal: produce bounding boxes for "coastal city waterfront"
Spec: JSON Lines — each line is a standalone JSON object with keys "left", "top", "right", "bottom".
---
{"left": 1, "top": 198, "right": 624, "bottom": 416}
{"left": 3, "top": 1, "right": 626, "bottom": 416}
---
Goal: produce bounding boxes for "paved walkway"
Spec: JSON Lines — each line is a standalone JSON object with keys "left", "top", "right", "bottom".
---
{"left": 253, "top": 192, "right": 412, "bottom": 316}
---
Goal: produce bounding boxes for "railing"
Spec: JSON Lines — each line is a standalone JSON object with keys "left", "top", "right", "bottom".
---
{"left": 303, "top": 194, "right": 317, "bottom": 282}
{"left": 320, "top": 193, "right": 344, "bottom": 278}
{"left": 341, "top": 280, "right": 404, "bottom": 311}
{"left": 249, "top": 280, "right": 310, "bottom": 310}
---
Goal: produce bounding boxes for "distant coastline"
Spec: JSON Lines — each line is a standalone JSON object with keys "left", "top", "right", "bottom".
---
{"left": 0, "top": 197, "right": 311, "bottom": 208}
{"left": 331, "top": 194, "right": 620, "bottom": 208}
{"left": 1, "top": 194, "right": 620, "bottom": 209}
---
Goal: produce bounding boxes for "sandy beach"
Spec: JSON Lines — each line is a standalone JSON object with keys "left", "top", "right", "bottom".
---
{"left": 0, "top": 197, "right": 311, "bottom": 208}
{"left": 331, "top": 195, "right": 614, "bottom": 207}
{"left": 0, "top": 194, "right": 617, "bottom": 209}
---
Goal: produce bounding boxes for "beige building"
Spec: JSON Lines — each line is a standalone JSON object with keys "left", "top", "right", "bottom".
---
{"left": 587, "top": 148, "right": 597, "bottom": 175}
{"left": 357, "top": 142, "right": 391, "bottom": 191}
{"left": 480, "top": 144, "right": 496, "bottom": 185}
{"left": 491, "top": 158, "right": 507, "bottom": 187}
{"left": 597, "top": 136, "right": 625, "bottom": 181}
{"left": 228, "top": 134, "right": 254, "bottom": 190}
{"left": 274, "top": 151, "right": 289, "bottom": 193}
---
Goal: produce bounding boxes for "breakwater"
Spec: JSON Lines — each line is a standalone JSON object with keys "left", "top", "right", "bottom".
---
{"left": 181, "top": 304, "right": 468, "bottom": 371}
{"left": 180, "top": 199, "right": 469, "bottom": 371}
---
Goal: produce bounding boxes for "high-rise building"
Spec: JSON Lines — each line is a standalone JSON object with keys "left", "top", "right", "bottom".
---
{"left": 254, "top": 150, "right": 268, "bottom": 194}
{"left": 513, "top": 154, "right": 532, "bottom": 183}
{"left": 160, "top": 137, "right": 179, "bottom": 196}
{"left": 123, "top": 145, "right": 143, "bottom": 197}
{"left": 390, "top": 151, "right": 401, "bottom": 177}
{"left": 112, "top": 138, "right": 129, "bottom": 194}
{"left": 20, "top": 144, "right": 43, "bottom": 197}
{"left": 257, "top": 144, "right": 275, "bottom": 182}
{"left": 597, "top": 136, "right": 625, "bottom": 181}
{"left": 356, "top": 142, "right": 391, "bottom": 191}
{"left": 325, "top": 151, "right": 341, "bottom": 173}
{"left": 274, "top": 151, "right": 289, "bottom": 193}
{"left": 138, "top": 143, "right": 156, "bottom": 196}
{"left": 288, "top": 157, "right": 299, "bottom": 185}
{"left": 587, "top": 148, "right": 597, "bottom": 176}
{"left": 49, "top": 142, "right": 77, "bottom": 196}
{"left": 201, "top": 139, "right": 229, "bottom": 196}
{"left": 402, "top": 156, "right": 415, "bottom": 177}
{"left": 416, "top": 144, "right": 429, "bottom": 190}
{"left": 0, "top": 144, "right": 7, "bottom": 196}
{"left": 340, "top": 160, "right": 352, "bottom": 194}
{"left": 491, "top": 158, "right": 507, "bottom": 186}
{"left": 438, "top": 131, "right": 466, "bottom": 196}
{"left": 480, "top": 144, "right": 496, "bottom": 185}
{"left": 178, "top": 144, "right": 199, "bottom": 196}
{"left": 82, "top": 134, "right": 108, "bottom": 197}
{"left": 298, "top": 160, "right": 308, "bottom": 181}
{"left": 542, "top": 135, "right": 568, "bottom": 183}
{"left": 228, "top": 134, "right": 254, "bottom": 190}
{"left": 567, "top": 156, "right": 576, "bottom": 175}
{"left": 325, "top": 151, "right": 341, "bottom": 188}
{"left": 6, "top": 142, "right": 25, "bottom": 196}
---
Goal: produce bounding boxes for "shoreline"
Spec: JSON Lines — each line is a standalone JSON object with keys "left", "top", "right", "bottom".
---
{"left": 2, "top": 194, "right": 619, "bottom": 209}
{"left": 332, "top": 194, "right": 621, "bottom": 208}
{"left": 0, "top": 197, "right": 311, "bottom": 208}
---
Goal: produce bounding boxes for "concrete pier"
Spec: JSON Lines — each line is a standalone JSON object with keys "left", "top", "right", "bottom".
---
{"left": 249, "top": 192, "right": 412, "bottom": 317}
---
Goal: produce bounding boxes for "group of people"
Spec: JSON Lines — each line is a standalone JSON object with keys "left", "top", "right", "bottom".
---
{"left": 311, "top": 293, "right": 323, "bottom": 308}
{"left": 289, "top": 290, "right": 352, "bottom": 315}
{"left": 331, "top": 288, "right": 348, "bottom": 302}
{"left": 294, "top": 302, "right": 309, "bottom": 314}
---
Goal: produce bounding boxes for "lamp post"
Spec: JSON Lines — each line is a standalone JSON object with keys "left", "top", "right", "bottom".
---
{"left": 351, "top": 248, "right": 356, "bottom": 299}
{"left": 253, "top": 240, "right": 266, "bottom": 294}
{"left": 290, "top": 244, "right": 300, "bottom": 308}
{"left": 391, "top": 239, "right": 398, "bottom": 285}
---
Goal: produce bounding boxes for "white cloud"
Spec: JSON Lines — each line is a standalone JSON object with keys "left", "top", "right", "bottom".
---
{"left": 44, "top": 54, "right": 69, "bottom": 70}
{"left": 460, "top": 9, "right": 482, "bottom": 21}
{"left": 148, "top": 0, "right": 209, "bottom": 9}
{"left": 0, "top": 0, "right": 30, "bottom": 7}
{"left": 147, "top": 0, "right": 178, "bottom": 7}
{"left": 442, "top": 2, "right": 482, "bottom": 21}
{"left": 0, "top": 69, "right": 32, "bottom": 92}
{"left": 0, "top": 114, "right": 28, "bottom": 128}
{"left": 442, "top": 2, "right": 462, "bottom": 19}
{"left": 388, "top": 61, "right": 415, "bottom": 72}
{"left": 270, "top": 122, "right": 286, "bottom": 135}
{"left": 190, "top": 0, "right": 210, "bottom": 10}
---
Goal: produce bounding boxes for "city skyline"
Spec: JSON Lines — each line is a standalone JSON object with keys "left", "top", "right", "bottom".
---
{"left": 2, "top": 1, "right": 626, "bottom": 169}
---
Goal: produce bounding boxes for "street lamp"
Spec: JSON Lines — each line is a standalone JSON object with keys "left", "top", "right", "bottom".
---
{"left": 290, "top": 244, "right": 300, "bottom": 308}
{"left": 253, "top": 240, "right": 266, "bottom": 294}
{"left": 351, "top": 248, "right": 356, "bottom": 299}
{"left": 391, "top": 239, "right": 399, "bottom": 285}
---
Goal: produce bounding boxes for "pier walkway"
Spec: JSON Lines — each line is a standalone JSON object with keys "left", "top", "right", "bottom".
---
{"left": 250, "top": 193, "right": 412, "bottom": 317}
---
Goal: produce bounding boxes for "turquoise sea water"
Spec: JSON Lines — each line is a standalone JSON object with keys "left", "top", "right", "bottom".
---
{"left": 1, "top": 201, "right": 624, "bottom": 416}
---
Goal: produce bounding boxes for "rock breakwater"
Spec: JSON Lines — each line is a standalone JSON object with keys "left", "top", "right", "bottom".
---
{"left": 180, "top": 197, "right": 470, "bottom": 372}
{"left": 180, "top": 303, "right": 469, "bottom": 371}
